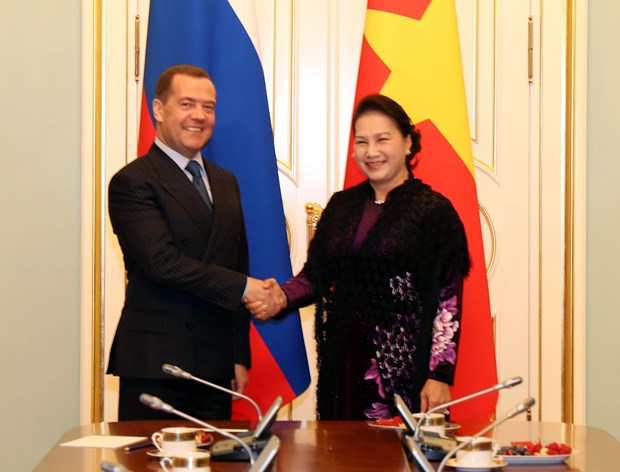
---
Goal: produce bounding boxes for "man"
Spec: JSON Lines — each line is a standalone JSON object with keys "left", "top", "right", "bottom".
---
{"left": 108, "top": 64, "right": 278, "bottom": 420}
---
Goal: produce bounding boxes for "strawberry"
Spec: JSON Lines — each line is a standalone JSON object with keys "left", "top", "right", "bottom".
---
{"left": 546, "top": 442, "right": 559, "bottom": 452}
{"left": 558, "top": 443, "right": 572, "bottom": 454}
{"left": 376, "top": 415, "right": 404, "bottom": 427}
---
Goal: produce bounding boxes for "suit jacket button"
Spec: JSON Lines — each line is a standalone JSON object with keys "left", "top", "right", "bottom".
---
{"left": 186, "top": 322, "right": 194, "bottom": 329}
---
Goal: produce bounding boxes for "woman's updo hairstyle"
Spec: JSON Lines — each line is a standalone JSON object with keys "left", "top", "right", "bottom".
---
{"left": 352, "top": 94, "right": 422, "bottom": 171}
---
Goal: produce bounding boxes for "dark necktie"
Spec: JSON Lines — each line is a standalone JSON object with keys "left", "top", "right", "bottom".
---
{"left": 186, "top": 160, "right": 214, "bottom": 213}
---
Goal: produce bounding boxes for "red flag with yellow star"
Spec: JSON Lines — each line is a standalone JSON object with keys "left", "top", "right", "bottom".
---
{"left": 345, "top": 0, "right": 498, "bottom": 423}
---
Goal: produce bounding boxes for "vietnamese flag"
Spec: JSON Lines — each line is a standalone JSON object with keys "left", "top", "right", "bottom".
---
{"left": 138, "top": 0, "right": 311, "bottom": 421}
{"left": 345, "top": 0, "right": 498, "bottom": 422}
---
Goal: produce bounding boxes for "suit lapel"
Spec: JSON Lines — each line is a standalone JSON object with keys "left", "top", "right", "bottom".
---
{"left": 201, "top": 159, "right": 229, "bottom": 259}
{"left": 149, "top": 146, "right": 214, "bottom": 240}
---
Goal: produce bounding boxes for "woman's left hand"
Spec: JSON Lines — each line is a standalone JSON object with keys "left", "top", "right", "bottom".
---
{"left": 419, "top": 379, "right": 451, "bottom": 412}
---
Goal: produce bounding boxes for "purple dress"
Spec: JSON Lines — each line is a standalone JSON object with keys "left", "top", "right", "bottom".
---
{"left": 282, "top": 178, "right": 469, "bottom": 420}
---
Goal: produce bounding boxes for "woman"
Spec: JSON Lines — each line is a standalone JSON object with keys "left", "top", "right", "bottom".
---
{"left": 251, "top": 94, "right": 470, "bottom": 420}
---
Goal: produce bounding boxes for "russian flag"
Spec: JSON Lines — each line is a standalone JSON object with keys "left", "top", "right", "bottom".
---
{"left": 138, "top": 0, "right": 311, "bottom": 420}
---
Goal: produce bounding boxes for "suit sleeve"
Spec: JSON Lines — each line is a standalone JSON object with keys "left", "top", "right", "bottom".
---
{"left": 233, "top": 205, "right": 251, "bottom": 368}
{"left": 108, "top": 167, "right": 248, "bottom": 312}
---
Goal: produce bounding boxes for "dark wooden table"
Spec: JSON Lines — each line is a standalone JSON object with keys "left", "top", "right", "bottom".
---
{"left": 34, "top": 419, "right": 619, "bottom": 471}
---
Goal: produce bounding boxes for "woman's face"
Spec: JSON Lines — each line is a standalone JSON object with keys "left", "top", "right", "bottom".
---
{"left": 353, "top": 111, "right": 412, "bottom": 195}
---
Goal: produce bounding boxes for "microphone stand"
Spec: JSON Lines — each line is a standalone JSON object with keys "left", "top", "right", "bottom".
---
{"left": 413, "top": 376, "right": 523, "bottom": 441}
{"left": 210, "top": 395, "right": 283, "bottom": 461}
{"left": 100, "top": 462, "right": 131, "bottom": 472}
{"left": 402, "top": 435, "right": 436, "bottom": 472}
{"left": 394, "top": 394, "right": 455, "bottom": 462}
{"left": 436, "top": 397, "right": 536, "bottom": 472}
{"left": 139, "top": 393, "right": 256, "bottom": 464}
{"left": 248, "top": 435, "right": 281, "bottom": 472}
{"left": 162, "top": 363, "right": 263, "bottom": 420}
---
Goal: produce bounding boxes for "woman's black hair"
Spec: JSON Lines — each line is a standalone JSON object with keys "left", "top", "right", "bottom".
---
{"left": 352, "top": 94, "right": 422, "bottom": 171}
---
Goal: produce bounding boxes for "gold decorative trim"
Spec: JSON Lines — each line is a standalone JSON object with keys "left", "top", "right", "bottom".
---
{"left": 284, "top": 211, "right": 294, "bottom": 255}
{"left": 528, "top": 16, "right": 534, "bottom": 84}
{"left": 533, "top": 1, "right": 543, "bottom": 422}
{"left": 471, "top": 0, "right": 498, "bottom": 176}
{"left": 478, "top": 202, "right": 496, "bottom": 273}
{"left": 274, "top": 0, "right": 297, "bottom": 182}
{"left": 305, "top": 202, "right": 323, "bottom": 245}
{"left": 134, "top": 15, "right": 140, "bottom": 81}
{"left": 563, "top": 0, "right": 576, "bottom": 425}
{"left": 91, "top": 0, "right": 104, "bottom": 424}
{"left": 470, "top": 0, "right": 480, "bottom": 143}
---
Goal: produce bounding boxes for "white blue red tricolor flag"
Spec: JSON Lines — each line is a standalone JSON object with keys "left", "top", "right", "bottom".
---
{"left": 138, "top": 0, "right": 311, "bottom": 420}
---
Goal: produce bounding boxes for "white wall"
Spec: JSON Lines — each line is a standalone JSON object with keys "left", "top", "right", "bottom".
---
{"left": 587, "top": 0, "right": 620, "bottom": 441}
{"left": 0, "top": 1, "right": 82, "bottom": 470}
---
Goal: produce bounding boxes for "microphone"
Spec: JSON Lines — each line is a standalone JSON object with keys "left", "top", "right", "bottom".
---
{"left": 210, "top": 395, "right": 283, "bottom": 461}
{"left": 162, "top": 363, "right": 263, "bottom": 420}
{"left": 394, "top": 394, "right": 456, "bottom": 462}
{"left": 402, "top": 435, "right": 435, "bottom": 472}
{"left": 100, "top": 462, "right": 131, "bottom": 472}
{"left": 436, "top": 397, "right": 536, "bottom": 472}
{"left": 248, "top": 435, "right": 281, "bottom": 472}
{"left": 413, "top": 376, "right": 523, "bottom": 441}
{"left": 139, "top": 393, "right": 256, "bottom": 465}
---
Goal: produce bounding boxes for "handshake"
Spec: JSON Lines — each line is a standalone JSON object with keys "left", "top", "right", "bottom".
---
{"left": 243, "top": 277, "right": 287, "bottom": 320}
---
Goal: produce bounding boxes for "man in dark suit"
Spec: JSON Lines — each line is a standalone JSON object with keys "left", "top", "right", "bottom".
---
{"left": 107, "top": 64, "right": 278, "bottom": 420}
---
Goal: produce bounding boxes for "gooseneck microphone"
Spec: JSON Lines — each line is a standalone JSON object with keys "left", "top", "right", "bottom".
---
{"left": 139, "top": 393, "right": 256, "bottom": 465}
{"left": 413, "top": 376, "right": 523, "bottom": 441}
{"left": 436, "top": 397, "right": 536, "bottom": 472}
{"left": 395, "top": 393, "right": 456, "bottom": 463}
{"left": 394, "top": 393, "right": 420, "bottom": 435}
{"left": 248, "top": 435, "right": 281, "bottom": 472}
{"left": 162, "top": 363, "right": 263, "bottom": 420}
{"left": 402, "top": 435, "right": 435, "bottom": 472}
{"left": 210, "top": 395, "right": 283, "bottom": 461}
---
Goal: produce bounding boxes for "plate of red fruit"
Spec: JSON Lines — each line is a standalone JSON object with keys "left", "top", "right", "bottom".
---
{"left": 499, "top": 441, "right": 573, "bottom": 465}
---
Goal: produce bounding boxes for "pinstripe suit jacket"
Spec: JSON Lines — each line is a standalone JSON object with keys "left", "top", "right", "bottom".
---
{"left": 107, "top": 143, "right": 251, "bottom": 380}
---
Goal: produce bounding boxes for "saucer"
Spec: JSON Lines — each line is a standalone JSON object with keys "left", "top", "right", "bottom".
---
{"left": 446, "top": 457, "right": 506, "bottom": 471}
{"left": 146, "top": 448, "right": 210, "bottom": 458}
{"left": 146, "top": 449, "right": 168, "bottom": 458}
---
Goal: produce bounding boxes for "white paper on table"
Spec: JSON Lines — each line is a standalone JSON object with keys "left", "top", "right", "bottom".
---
{"left": 60, "top": 435, "right": 148, "bottom": 449}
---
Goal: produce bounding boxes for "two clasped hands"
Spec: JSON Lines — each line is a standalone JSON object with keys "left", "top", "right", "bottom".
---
{"left": 244, "top": 277, "right": 287, "bottom": 320}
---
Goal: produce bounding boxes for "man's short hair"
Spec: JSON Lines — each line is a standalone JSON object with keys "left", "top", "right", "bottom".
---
{"left": 155, "top": 65, "right": 212, "bottom": 103}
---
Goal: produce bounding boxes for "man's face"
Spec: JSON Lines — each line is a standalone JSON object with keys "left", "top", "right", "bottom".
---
{"left": 153, "top": 74, "right": 217, "bottom": 158}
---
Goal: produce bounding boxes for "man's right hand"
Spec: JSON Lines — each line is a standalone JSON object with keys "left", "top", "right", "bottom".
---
{"left": 243, "top": 277, "right": 287, "bottom": 320}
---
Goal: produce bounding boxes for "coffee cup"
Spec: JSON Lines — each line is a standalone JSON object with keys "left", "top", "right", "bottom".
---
{"left": 455, "top": 436, "right": 498, "bottom": 467}
{"left": 151, "top": 427, "right": 198, "bottom": 456}
{"left": 160, "top": 451, "right": 211, "bottom": 472}
{"left": 412, "top": 413, "right": 446, "bottom": 436}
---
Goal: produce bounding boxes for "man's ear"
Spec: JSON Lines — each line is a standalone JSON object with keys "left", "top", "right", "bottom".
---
{"left": 152, "top": 98, "right": 163, "bottom": 123}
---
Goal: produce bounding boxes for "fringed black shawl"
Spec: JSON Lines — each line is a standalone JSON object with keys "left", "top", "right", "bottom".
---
{"left": 303, "top": 177, "right": 470, "bottom": 419}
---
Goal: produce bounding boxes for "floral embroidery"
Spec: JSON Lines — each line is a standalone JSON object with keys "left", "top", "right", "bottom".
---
{"left": 429, "top": 294, "right": 459, "bottom": 371}
{"left": 364, "top": 402, "right": 392, "bottom": 419}
{"left": 390, "top": 272, "right": 414, "bottom": 302}
{"left": 364, "top": 312, "right": 420, "bottom": 419}
{"left": 364, "top": 359, "right": 385, "bottom": 398}
{"left": 363, "top": 273, "right": 460, "bottom": 418}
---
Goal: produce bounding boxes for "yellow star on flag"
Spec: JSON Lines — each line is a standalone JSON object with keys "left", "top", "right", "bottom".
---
{"left": 364, "top": 0, "right": 474, "bottom": 175}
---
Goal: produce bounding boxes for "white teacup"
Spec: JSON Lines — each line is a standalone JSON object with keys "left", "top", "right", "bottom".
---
{"left": 160, "top": 451, "right": 211, "bottom": 472}
{"left": 412, "top": 413, "right": 446, "bottom": 436}
{"left": 151, "top": 427, "right": 198, "bottom": 456}
{"left": 455, "top": 436, "right": 499, "bottom": 467}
